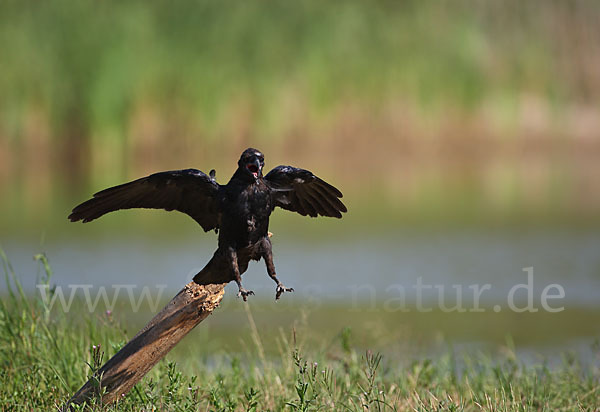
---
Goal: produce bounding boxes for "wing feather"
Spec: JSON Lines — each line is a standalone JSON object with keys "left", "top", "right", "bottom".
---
{"left": 312, "top": 182, "right": 347, "bottom": 214}
{"left": 305, "top": 186, "right": 339, "bottom": 217}
{"left": 264, "top": 165, "right": 346, "bottom": 218}
{"left": 296, "top": 185, "right": 318, "bottom": 217}
{"left": 69, "top": 169, "right": 220, "bottom": 231}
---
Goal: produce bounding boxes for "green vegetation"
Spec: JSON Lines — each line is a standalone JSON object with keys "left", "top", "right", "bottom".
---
{"left": 3, "top": 3, "right": 599, "bottom": 405}
{"left": 2, "top": 252, "right": 600, "bottom": 410}
{"left": 2, "top": 0, "right": 592, "bottom": 136}
{"left": 2, "top": 1, "right": 600, "bottom": 231}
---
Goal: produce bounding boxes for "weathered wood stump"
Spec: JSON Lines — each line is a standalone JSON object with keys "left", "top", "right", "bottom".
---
{"left": 63, "top": 280, "right": 227, "bottom": 410}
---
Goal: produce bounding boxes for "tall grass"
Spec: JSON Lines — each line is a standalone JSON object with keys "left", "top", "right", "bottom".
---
{"left": 1, "top": 1, "right": 600, "bottom": 229}
{"left": 2, "top": 1, "right": 597, "bottom": 133}
{"left": 1, "top": 250, "right": 599, "bottom": 410}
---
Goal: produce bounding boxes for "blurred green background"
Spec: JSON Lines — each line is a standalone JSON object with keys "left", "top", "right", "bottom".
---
{"left": 2, "top": 0, "right": 600, "bottom": 231}
{"left": 1, "top": 0, "right": 600, "bottom": 357}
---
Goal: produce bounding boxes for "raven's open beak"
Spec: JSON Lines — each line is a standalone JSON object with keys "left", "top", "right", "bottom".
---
{"left": 246, "top": 158, "right": 261, "bottom": 179}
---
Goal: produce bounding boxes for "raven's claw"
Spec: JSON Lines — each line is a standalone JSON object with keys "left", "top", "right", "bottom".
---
{"left": 276, "top": 284, "right": 294, "bottom": 300}
{"left": 237, "top": 288, "right": 254, "bottom": 301}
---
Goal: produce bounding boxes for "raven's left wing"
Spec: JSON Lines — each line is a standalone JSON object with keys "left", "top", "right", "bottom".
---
{"left": 264, "top": 165, "right": 347, "bottom": 218}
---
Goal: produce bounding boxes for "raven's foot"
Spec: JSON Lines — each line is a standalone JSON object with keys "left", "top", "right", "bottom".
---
{"left": 275, "top": 283, "right": 294, "bottom": 300}
{"left": 237, "top": 288, "right": 255, "bottom": 302}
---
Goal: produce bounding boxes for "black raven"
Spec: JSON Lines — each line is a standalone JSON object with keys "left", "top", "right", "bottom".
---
{"left": 69, "top": 148, "right": 347, "bottom": 300}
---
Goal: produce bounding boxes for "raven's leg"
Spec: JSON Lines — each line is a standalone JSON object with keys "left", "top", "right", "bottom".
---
{"left": 261, "top": 237, "right": 294, "bottom": 300}
{"left": 228, "top": 247, "right": 254, "bottom": 301}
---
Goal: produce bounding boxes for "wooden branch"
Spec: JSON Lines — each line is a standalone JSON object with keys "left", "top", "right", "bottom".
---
{"left": 63, "top": 280, "right": 227, "bottom": 410}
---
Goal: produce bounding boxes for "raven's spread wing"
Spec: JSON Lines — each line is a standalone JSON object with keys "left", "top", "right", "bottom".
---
{"left": 264, "top": 165, "right": 347, "bottom": 218}
{"left": 69, "top": 169, "right": 220, "bottom": 231}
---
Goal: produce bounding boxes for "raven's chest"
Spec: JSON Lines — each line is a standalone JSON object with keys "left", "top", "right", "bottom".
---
{"left": 221, "top": 183, "right": 271, "bottom": 221}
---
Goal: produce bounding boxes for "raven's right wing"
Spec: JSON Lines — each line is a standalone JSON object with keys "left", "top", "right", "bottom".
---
{"left": 68, "top": 169, "right": 220, "bottom": 232}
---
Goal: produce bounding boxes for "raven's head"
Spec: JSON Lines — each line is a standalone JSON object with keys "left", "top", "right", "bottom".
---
{"left": 238, "top": 148, "right": 264, "bottom": 180}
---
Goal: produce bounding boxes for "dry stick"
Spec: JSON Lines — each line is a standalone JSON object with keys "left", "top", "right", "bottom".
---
{"left": 63, "top": 280, "right": 227, "bottom": 410}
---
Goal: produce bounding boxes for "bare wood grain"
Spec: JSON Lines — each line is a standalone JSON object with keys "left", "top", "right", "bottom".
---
{"left": 63, "top": 280, "right": 226, "bottom": 410}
